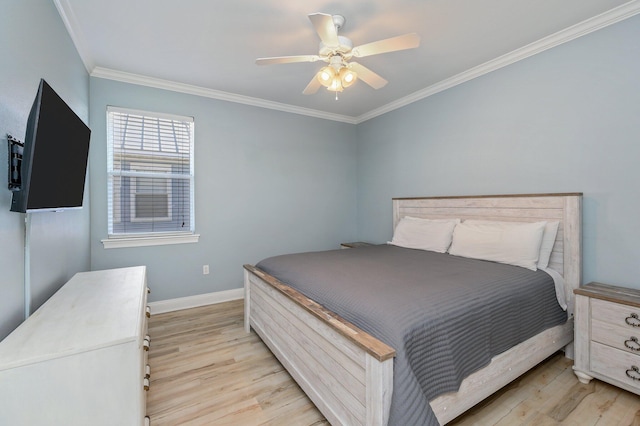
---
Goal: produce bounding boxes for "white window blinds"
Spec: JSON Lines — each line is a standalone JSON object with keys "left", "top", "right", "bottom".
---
{"left": 107, "top": 107, "right": 194, "bottom": 237}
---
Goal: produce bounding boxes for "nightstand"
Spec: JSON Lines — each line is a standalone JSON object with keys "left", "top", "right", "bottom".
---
{"left": 573, "top": 282, "right": 640, "bottom": 396}
{"left": 340, "top": 242, "right": 374, "bottom": 249}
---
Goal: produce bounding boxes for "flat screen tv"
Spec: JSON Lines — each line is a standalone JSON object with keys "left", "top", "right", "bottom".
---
{"left": 10, "top": 79, "right": 91, "bottom": 213}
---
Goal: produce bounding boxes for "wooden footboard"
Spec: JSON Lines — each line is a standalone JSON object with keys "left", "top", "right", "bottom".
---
{"left": 430, "top": 318, "right": 573, "bottom": 424}
{"left": 244, "top": 265, "right": 574, "bottom": 425}
{"left": 244, "top": 265, "right": 395, "bottom": 426}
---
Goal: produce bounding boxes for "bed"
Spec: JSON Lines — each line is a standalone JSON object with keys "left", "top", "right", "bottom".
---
{"left": 243, "top": 193, "right": 582, "bottom": 425}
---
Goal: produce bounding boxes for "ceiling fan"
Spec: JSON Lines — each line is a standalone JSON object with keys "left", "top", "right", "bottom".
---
{"left": 256, "top": 13, "right": 420, "bottom": 96}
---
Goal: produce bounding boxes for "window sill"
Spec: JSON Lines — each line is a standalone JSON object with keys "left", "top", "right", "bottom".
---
{"left": 102, "top": 233, "right": 200, "bottom": 249}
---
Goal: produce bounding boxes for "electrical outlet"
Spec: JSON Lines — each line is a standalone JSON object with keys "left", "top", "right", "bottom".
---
{"left": 203, "top": 265, "right": 209, "bottom": 275}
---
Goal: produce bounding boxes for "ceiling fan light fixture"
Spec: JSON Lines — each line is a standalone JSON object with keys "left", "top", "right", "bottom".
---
{"left": 317, "top": 64, "right": 355, "bottom": 92}
{"left": 339, "top": 67, "right": 357, "bottom": 88}
{"left": 327, "top": 77, "right": 343, "bottom": 92}
{"left": 317, "top": 66, "right": 336, "bottom": 87}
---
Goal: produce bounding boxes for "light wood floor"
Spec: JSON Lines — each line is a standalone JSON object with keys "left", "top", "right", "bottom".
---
{"left": 147, "top": 300, "right": 640, "bottom": 425}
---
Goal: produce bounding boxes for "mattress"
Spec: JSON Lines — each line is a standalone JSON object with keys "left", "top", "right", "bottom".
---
{"left": 256, "top": 244, "right": 568, "bottom": 426}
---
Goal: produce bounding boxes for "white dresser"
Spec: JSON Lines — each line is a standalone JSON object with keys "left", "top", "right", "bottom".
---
{"left": 574, "top": 282, "right": 640, "bottom": 395}
{"left": 0, "top": 266, "right": 151, "bottom": 425}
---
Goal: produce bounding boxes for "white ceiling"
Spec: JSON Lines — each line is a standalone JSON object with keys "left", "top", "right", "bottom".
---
{"left": 56, "top": 0, "right": 639, "bottom": 123}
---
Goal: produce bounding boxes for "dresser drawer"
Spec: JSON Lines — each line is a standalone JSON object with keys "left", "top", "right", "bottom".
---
{"left": 592, "top": 318, "right": 640, "bottom": 355}
{"left": 591, "top": 298, "right": 640, "bottom": 328}
{"left": 591, "top": 341, "right": 640, "bottom": 392}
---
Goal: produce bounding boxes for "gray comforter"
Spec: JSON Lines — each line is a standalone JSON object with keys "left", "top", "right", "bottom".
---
{"left": 256, "top": 244, "right": 567, "bottom": 426}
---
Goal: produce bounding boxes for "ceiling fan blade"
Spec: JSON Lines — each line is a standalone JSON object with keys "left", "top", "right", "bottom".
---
{"left": 349, "top": 62, "right": 388, "bottom": 89}
{"left": 302, "top": 77, "right": 322, "bottom": 95}
{"left": 352, "top": 33, "right": 420, "bottom": 58}
{"left": 308, "top": 13, "right": 339, "bottom": 47}
{"left": 256, "top": 55, "right": 321, "bottom": 65}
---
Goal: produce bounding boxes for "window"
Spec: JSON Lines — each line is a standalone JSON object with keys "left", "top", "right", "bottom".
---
{"left": 104, "top": 107, "right": 197, "bottom": 248}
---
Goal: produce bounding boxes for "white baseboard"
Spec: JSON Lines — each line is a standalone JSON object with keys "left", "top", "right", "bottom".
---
{"left": 149, "top": 288, "right": 244, "bottom": 314}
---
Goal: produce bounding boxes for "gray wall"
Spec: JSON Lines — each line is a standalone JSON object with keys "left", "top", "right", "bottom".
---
{"left": 89, "top": 78, "right": 358, "bottom": 302}
{"left": 0, "top": 0, "right": 90, "bottom": 339}
{"left": 356, "top": 15, "right": 640, "bottom": 289}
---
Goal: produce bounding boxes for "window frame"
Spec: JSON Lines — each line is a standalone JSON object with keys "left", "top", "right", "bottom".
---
{"left": 102, "top": 106, "right": 199, "bottom": 249}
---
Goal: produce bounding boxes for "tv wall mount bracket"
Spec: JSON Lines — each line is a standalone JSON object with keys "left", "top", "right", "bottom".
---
{"left": 7, "top": 134, "right": 24, "bottom": 191}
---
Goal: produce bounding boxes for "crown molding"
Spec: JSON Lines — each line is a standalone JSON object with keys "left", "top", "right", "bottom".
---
{"left": 57, "top": 0, "right": 640, "bottom": 125}
{"left": 90, "top": 67, "right": 357, "bottom": 124}
{"left": 355, "top": 0, "right": 640, "bottom": 123}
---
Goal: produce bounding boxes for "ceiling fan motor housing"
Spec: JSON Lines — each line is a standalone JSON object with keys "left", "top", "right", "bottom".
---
{"left": 319, "top": 36, "right": 353, "bottom": 57}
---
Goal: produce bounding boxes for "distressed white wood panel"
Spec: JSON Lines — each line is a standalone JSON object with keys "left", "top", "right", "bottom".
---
{"left": 572, "top": 294, "right": 592, "bottom": 384}
{"left": 247, "top": 273, "right": 367, "bottom": 365}
{"left": 430, "top": 319, "right": 573, "bottom": 424}
{"left": 591, "top": 318, "right": 640, "bottom": 355}
{"left": 398, "top": 207, "right": 564, "bottom": 220}
{"left": 562, "top": 195, "right": 582, "bottom": 314}
{"left": 366, "top": 354, "right": 393, "bottom": 426}
{"left": 243, "top": 269, "right": 251, "bottom": 333}
{"left": 251, "top": 286, "right": 366, "bottom": 394}
{"left": 591, "top": 341, "right": 640, "bottom": 395}
{"left": 592, "top": 298, "right": 640, "bottom": 327}
{"left": 251, "top": 301, "right": 366, "bottom": 423}
{"left": 249, "top": 312, "right": 350, "bottom": 425}
{"left": 0, "top": 341, "right": 142, "bottom": 424}
{"left": 0, "top": 267, "right": 147, "bottom": 368}
{"left": 248, "top": 277, "right": 369, "bottom": 425}
{"left": 250, "top": 285, "right": 366, "bottom": 385}
{"left": 396, "top": 196, "right": 565, "bottom": 209}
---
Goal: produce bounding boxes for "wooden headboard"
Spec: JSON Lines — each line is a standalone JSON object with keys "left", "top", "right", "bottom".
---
{"left": 393, "top": 193, "right": 583, "bottom": 313}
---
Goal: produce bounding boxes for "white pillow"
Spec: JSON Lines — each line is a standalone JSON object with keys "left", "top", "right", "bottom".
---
{"left": 389, "top": 216, "right": 460, "bottom": 253}
{"left": 464, "top": 220, "right": 559, "bottom": 269}
{"left": 449, "top": 220, "right": 547, "bottom": 270}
